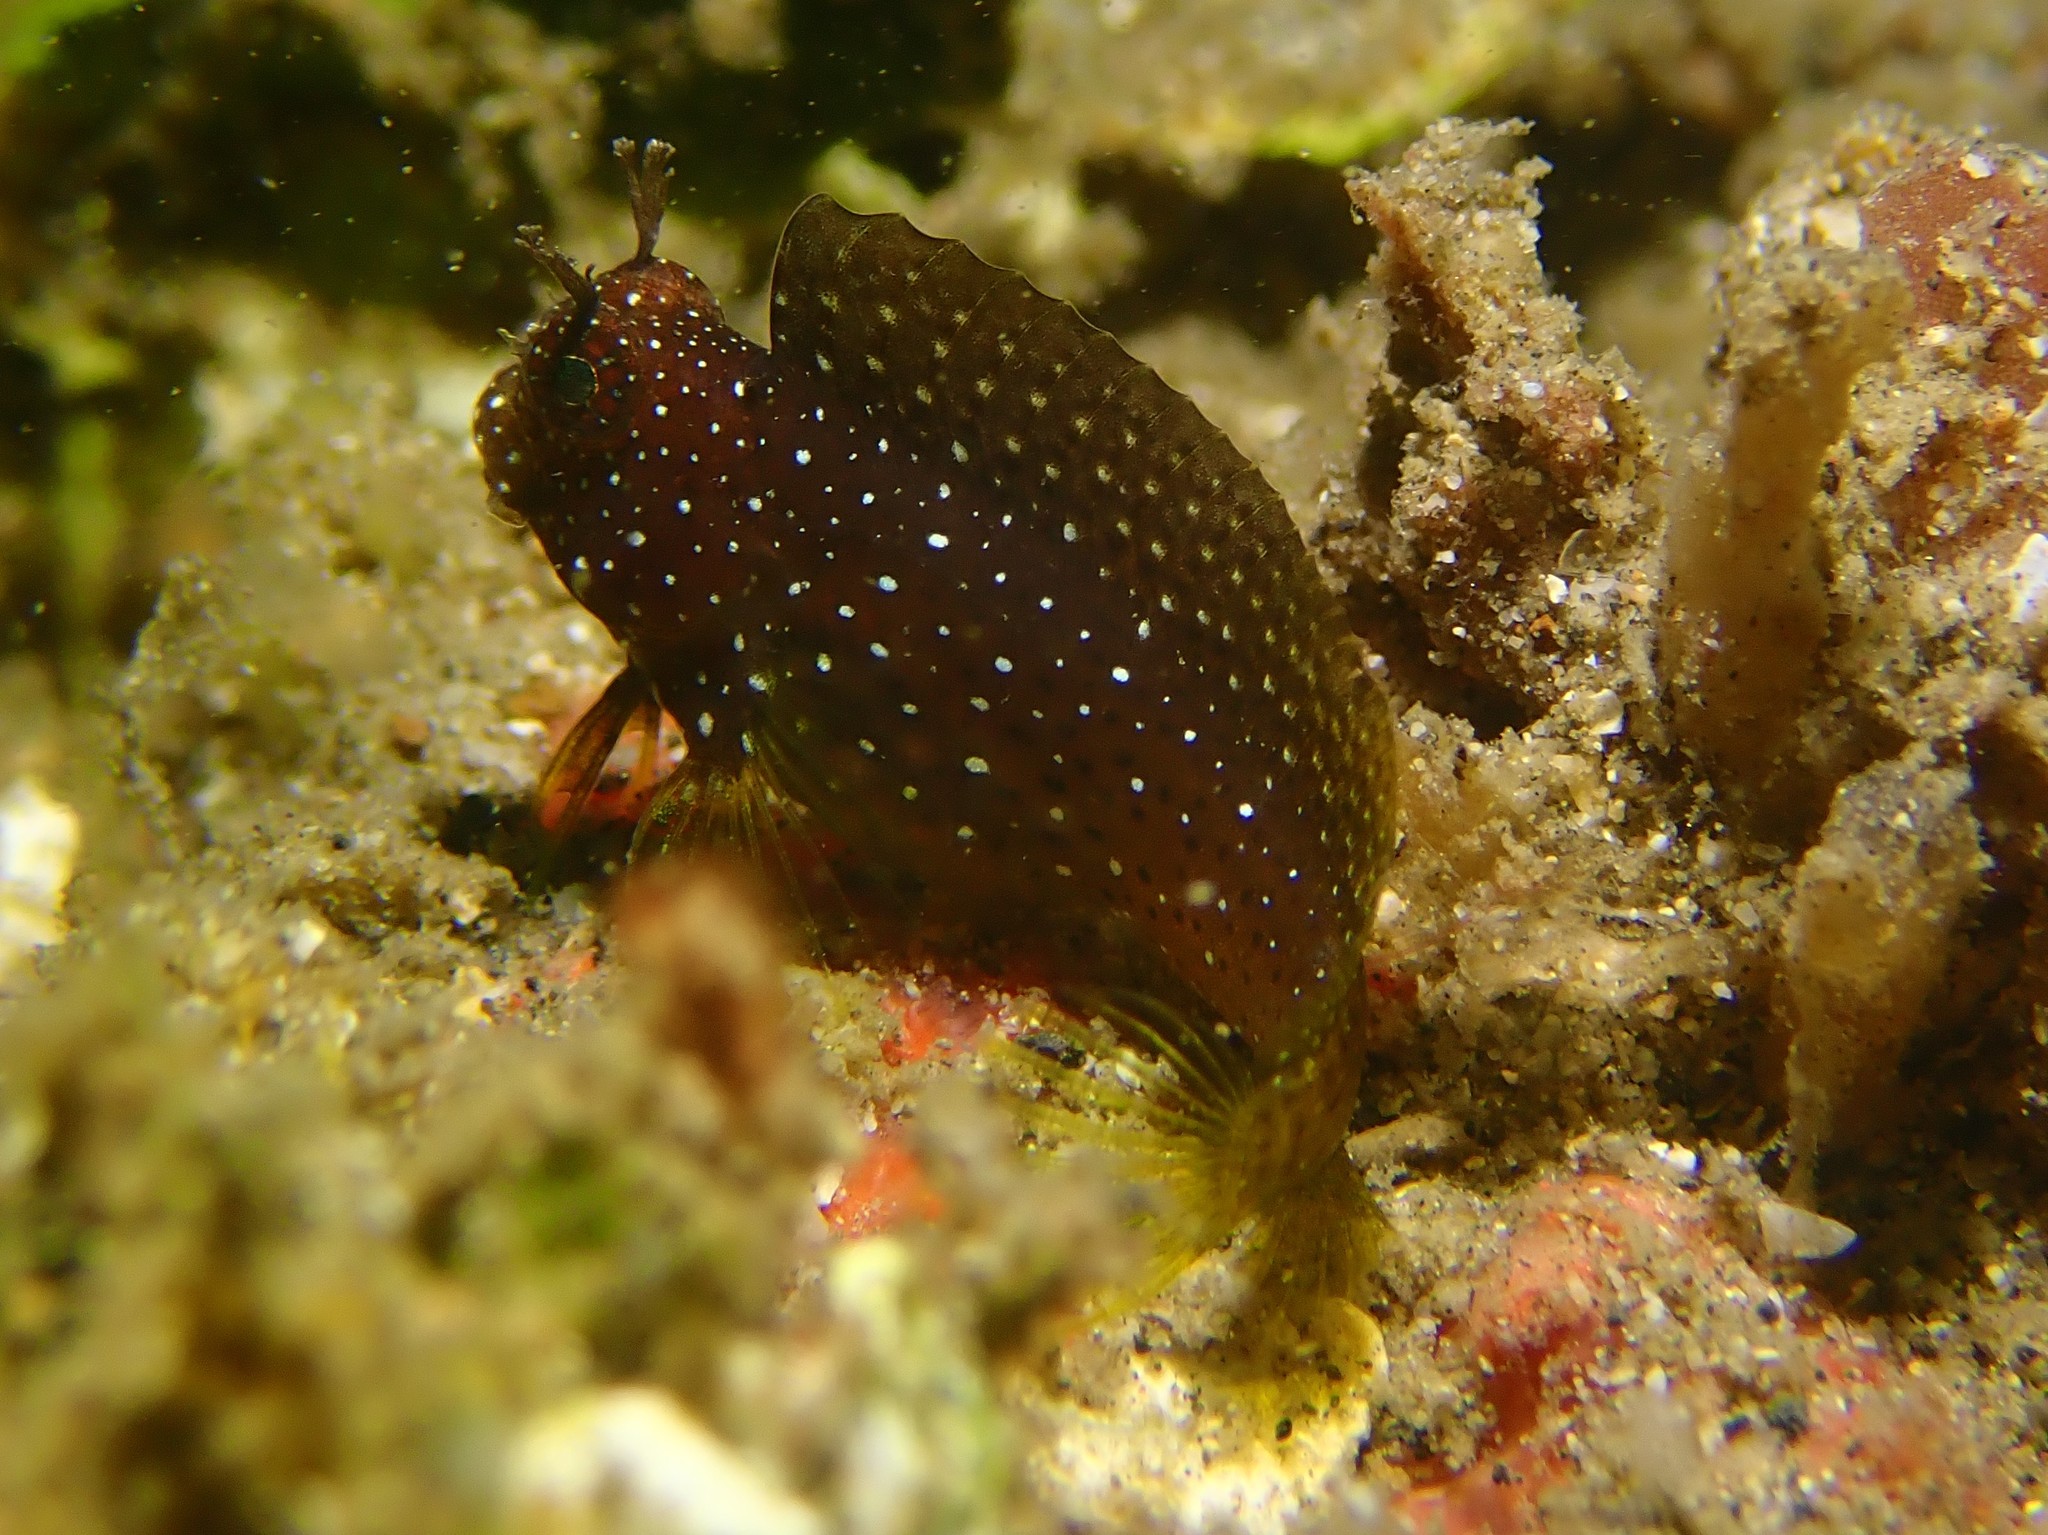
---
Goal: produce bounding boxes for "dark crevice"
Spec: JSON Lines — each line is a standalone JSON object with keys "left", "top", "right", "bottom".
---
{"left": 1334, "top": 571, "right": 1538, "bottom": 741}
{"left": 1515, "top": 102, "right": 1742, "bottom": 309}
{"left": 434, "top": 789, "right": 633, "bottom": 894}
{"left": 8, "top": 0, "right": 548, "bottom": 338}
{"left": 1080, "top": 156, "right": 1377, "bottom": 345}
{"left": 596, "top": 0, "right": 1013, "bottom": 222}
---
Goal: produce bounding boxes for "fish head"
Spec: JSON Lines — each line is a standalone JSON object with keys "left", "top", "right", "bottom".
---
{"left": 474, "top": 252, "right": 725, "bottom": 530}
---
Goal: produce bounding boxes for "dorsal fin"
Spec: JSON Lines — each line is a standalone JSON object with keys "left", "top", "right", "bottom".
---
{"left": 768, "top": 196, "right": 1330, "bottom": 615}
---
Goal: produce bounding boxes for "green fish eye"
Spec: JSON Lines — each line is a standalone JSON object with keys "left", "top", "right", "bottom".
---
{"left": 552, "top": 354, "right": 599, "bottom": 408}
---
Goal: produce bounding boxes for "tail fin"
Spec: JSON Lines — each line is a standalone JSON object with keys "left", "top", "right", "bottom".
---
{"left": 991, "top": 987, "right": 1380, "bottom": 1312}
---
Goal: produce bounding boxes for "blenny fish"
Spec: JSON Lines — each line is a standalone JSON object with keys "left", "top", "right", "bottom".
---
{"left": 475, "top": 140, "right": 1396, "bottom": 1293}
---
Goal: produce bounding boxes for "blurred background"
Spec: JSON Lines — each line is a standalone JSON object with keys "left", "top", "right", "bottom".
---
{"left": 5, "top": 0, "right": 2045, "bottom": 687}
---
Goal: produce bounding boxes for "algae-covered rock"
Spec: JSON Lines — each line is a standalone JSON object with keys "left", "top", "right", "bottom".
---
{"left": 1778, "top": 744, "right": 1988, "bottom": 1195}
{"left": 1332, "top": 119, "right": 1663, "bottom": 724}
{"left": 0, "top": 846, "right": 1016, "bottom": 1535}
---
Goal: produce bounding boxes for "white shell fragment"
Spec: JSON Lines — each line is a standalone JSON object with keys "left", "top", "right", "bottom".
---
{"left": 0, "top": 776, "right": 81, "bottom": 987}
{"left": 507, "top": 1386, "right": 825, "bottom": 1535}
{"left": 1807, "top": 197, "right": 1865, "bottom": 250}
{"left": 1757, "top": 1198, "right": 1859, "bottom": 1262}
{"left": 1346, "top": 1112, "right": 1463, "bottom": 1170}
{"left": 2005, "top": 532, "right": 2048, "bottom": 626}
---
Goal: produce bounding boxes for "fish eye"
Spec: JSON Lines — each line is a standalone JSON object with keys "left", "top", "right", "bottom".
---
{"left": 553, "top": 354, "right": 599, "bottom": 408}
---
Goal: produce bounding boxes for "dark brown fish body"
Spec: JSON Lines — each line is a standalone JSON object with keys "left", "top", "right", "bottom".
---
{"left": 477, "top": 146, "right": 1396, "bottom": 1267}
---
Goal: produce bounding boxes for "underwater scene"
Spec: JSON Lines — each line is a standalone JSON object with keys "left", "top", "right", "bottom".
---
{"left": 2, "top": 0, "right": 2047, "bottom": 1530}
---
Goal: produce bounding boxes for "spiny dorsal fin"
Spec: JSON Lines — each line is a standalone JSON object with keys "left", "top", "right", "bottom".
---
{"left": 768, "top": 197, "right": 1328, "bottom": 615}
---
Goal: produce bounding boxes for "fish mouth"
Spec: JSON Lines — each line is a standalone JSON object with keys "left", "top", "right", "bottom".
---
{"left": 473, "top": 360, "right": 541, "bottom": 514}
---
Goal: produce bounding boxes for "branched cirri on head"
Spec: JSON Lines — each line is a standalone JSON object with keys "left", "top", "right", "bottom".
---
{"left": 475, "top": 138, "right": 1398, "bottom": 1300}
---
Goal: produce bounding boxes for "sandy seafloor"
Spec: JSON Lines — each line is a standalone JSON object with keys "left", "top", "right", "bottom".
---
{"left": 3, "top": 1, "right": 2048, "bottom": 1531}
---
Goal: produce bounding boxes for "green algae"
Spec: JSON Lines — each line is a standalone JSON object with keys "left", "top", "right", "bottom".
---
{"left": 0, "top": 0, "right": 126, "bottom": 78}
{"left": 45, "top": 417, "right": 124, "bottom": 642}
{"left": 1253, "top": 0, "right": 1574, "bottom": 165}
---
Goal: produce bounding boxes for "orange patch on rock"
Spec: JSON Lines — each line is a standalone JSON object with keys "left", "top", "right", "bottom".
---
{"left": 821, "top": 1125, "right": 945, "bottom": 1238}
{"left": 1385, "top": 1172, "right": 2021, "bottom": 1534}
{"left": 1863, "top": 150, "right": 2048, "bottom": 411}
{"left": 878, "top": 981, "right": 997, "bottom": 1066}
